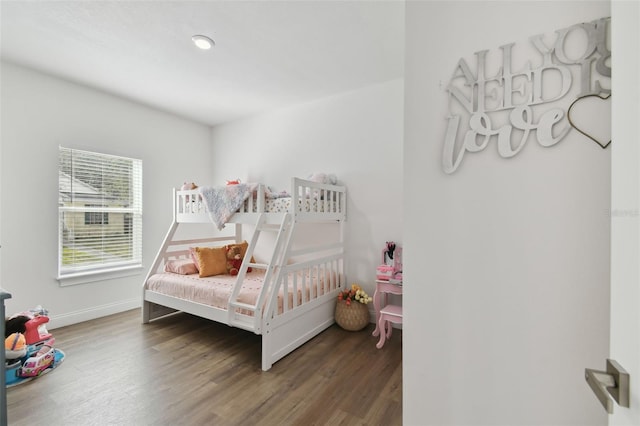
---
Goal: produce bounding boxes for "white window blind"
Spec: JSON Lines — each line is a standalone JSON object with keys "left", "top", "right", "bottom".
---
{"left": 58, "top": 147, "right": 143, "bottom": 281}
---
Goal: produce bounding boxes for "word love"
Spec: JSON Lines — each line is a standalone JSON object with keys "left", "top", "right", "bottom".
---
{"left": 443, "top": 106, "right": 569, "bottom": 174}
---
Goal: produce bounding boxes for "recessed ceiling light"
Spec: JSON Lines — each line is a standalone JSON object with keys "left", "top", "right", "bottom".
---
{"left": 192, "top": 35, "right": 214, "bottom": 50}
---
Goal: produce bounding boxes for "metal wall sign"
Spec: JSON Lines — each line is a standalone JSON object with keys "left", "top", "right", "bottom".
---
{"left": 442, "top": 17, "right": 611, "bottom": 174}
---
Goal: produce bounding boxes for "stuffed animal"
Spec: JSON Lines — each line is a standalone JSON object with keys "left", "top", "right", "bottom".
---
{"left": 306, "top": 173, "right": 338, "bottom": 198}
{"left": 181, "top": 182, "right": 198, "bottom": 191}
{"left": 181, "top": 182, "right": 199, "bottom": 203}
{"left": 226, "top": 245, "right": 243, "bottom": 276}
{"left": 307, "top": 173, "right": 337, "bottom": 185}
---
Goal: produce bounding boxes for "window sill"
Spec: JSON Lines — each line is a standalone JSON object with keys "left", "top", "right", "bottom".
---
{"left": 57, "top": 265, "right": 144, "bottom": 287}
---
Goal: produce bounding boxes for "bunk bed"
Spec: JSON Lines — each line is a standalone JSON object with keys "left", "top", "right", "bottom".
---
{"left": 142, "top": 177, "right": 347, "bottom": 371}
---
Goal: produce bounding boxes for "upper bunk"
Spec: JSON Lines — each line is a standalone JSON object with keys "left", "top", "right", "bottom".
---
{"left": 175, "top": 177, "right": 346, "bottom": 226}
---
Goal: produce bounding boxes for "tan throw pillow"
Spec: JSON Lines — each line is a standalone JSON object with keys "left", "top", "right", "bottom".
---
{"left": 193, "top": 246, "right": 227, "bottom": 277}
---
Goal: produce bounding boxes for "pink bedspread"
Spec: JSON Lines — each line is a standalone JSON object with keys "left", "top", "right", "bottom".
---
{"left": 145, "top": 269, "right": 334, "bottom": 315}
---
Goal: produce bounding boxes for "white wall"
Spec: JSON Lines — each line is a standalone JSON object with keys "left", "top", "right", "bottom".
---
{"left": 610, "top": 1, "right": 640, "bottom": 424}
{"left": 0, "top": 62, "right": 213, "bottom": 327}
{"left": 209, "top": 79, "right": 404, "bottom": 301}
{"left": 404, "top": 2, "right": 610, "bottom": 425}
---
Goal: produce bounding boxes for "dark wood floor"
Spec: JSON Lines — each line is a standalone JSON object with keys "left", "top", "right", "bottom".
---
{"left": 7, "top": 309, "right": 402, "bottom": 425}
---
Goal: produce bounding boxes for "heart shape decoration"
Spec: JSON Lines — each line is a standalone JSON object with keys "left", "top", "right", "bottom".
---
{"left": 567, "top": 93, "right": 612, "bottom": 149}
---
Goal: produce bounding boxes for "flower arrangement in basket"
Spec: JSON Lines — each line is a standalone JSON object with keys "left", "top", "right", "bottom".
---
{"left": 335, "top": 284, "right": 372, "bottom": 331}
{"left": 337, "top": 283, "right": 372, "bottom": 306}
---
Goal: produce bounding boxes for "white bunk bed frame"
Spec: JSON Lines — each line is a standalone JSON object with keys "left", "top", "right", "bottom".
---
{"left": 142, "top": 177, "right": 347, "bottom": 371}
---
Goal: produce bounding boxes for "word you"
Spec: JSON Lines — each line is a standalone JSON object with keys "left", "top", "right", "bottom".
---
{"left": 443, "top": 17, "right": 610, "bottom": 174}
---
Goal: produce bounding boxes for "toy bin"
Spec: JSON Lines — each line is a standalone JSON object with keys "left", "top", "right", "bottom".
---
{"left": 5, "top": 359, "right": 22, "bottom": 385}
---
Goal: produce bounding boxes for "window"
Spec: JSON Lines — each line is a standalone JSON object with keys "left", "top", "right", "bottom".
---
{"left": 84, "top": 205, "right": 109, "bottom": 225}
{"left": 58, "top": 147, "right": 143, "bottom": 283}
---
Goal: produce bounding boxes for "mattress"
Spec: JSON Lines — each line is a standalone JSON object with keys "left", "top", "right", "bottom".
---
{"left": 145, "top": 269, "right": 333, "bottom": 315}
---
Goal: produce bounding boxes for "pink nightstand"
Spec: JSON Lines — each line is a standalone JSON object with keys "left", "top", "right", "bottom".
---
{"left": 372, "top": 280, "right": 402, "bottom": 348}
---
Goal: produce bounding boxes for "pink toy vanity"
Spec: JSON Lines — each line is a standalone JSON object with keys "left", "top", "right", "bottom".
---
{"left": 373, "top": 242, "right": 403, "bottom": 348}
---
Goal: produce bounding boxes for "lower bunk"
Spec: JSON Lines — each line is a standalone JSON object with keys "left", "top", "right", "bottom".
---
{"left": 142, "top": 234, "right": 345, "bottom": 371}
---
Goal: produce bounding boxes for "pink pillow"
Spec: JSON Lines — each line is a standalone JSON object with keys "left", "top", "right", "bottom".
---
{"left": 164, "top": 259, "right": 198, "bottom": 275}
{"left": 189, "top": 247, "right": 200, "bottom": 271}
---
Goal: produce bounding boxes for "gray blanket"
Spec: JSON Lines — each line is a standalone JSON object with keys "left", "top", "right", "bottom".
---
{"left": 198, "top": 184, "right": 253, "bottom": 230}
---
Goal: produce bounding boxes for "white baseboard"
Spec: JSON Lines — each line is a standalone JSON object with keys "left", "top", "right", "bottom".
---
{"left": 47, "top": 298, "right": 141, "bottom": 330}
{"left": 47, "top": 302, "right": 401, "bottom": 330}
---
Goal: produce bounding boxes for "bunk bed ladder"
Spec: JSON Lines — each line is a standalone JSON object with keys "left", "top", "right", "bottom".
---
{"left": 227, "top": 213, "right": 294, "bottom": 332}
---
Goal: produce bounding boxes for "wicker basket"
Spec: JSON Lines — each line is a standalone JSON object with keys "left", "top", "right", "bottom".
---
{"left": 335, "top": 299, "right": 370, "bottom": 331}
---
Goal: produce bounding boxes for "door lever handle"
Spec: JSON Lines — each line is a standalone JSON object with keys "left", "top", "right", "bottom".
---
{"left": 585, "top": 359, "right": 630, "bottom": 414}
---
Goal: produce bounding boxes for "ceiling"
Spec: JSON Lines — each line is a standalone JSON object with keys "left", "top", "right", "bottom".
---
{"left": 0, "top": 0, "right": 405, "bottom": 127}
